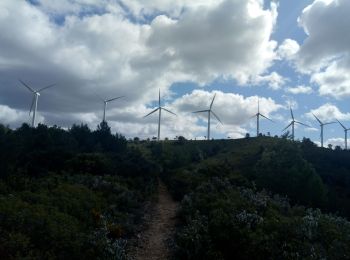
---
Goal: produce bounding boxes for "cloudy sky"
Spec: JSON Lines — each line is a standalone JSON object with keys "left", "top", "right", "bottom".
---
{"left": 0, "top": 0, "right": 349, "bottom": 146}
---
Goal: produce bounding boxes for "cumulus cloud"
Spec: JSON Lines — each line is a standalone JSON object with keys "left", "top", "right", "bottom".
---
{"left": 0, "top": 0, "right": 281, "bottom": 138}
{"left": 168, "top": 90, "right": 282, "bottom": 138}
{"left": 325, "top": 137, "right": 347, "bottom": 149}
{"left": 277, "top": 39, "right": 300, "bottom": 60}
{"left": 296, "top": 0, "right": 350, "bottom": 99}
{"left": 286, "top": 85, "right": 313, "bottom": 94}
{"left": 306, "top": 103, "right": 350, "bottom": 122}
{"left": 0, "top": 105, "right": 44, "bottom": 127}
{"left": 252, "top": 72, "right": 287, "bottom": 90}
{"left": 143, "top": 0, "right": 279, "bottom": 85}
{"left": 311, "top": 59, "right": 350, "bottom": 99}
{"left": 172, "top": 90, "right": 282, "bottom": 125}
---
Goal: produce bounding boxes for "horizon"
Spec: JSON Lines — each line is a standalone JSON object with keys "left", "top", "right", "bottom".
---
{"left": 0, "top": 0, "right": 349, "bottom": 147}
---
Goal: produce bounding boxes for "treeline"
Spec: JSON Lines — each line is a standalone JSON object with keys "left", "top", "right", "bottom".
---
{"left": 150, "top": 137, "right": 350, "bottom": 259}
{"left": 0, "top": 122, "right": 158, "bottom": 259}
{"left": 0, "top": 122, "right": 128, "bottom": 177}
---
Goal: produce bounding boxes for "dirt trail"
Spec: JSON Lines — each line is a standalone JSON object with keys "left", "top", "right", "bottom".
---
{"left": 132, "top": 180, "right": 178, "bottom": 260}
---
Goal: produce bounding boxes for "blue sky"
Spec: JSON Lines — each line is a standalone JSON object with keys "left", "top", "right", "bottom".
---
{"left": 0, "top": 0, "right": 349, "bottom": 146}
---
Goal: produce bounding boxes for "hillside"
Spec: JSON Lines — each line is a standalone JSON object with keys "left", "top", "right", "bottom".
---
{"left": 147, "top": 136, "right": 350, "bottom": 259}
{"left": 0, "top": 124, "right": 350, "bottom": 259}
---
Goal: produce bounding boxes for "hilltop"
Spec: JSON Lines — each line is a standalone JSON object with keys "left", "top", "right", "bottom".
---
{"left": 0, "top": 123, "right": 350, "bottom": 259}
{"left": 145, "top": 136, "right": 350, "bottom": 259}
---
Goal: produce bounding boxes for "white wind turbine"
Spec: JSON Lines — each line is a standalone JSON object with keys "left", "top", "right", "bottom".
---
{"left": 337, "top": 119, "right": 350, "bottom": 150}
{"left": 143, "top": 89, "right": 176, "bottom": 141}
{"left": 193, "top": 93, "right": 222, "bottom": 140}
{"left": 19, "top": 79, "right": 56, "bottom": 127}
{"left": 95, "top": 93, "right": 124, "bottom": 122}
{"left": 312, "top": 113, "right": 336, "bottom": 148}
{"left": 282, "top": 107, "right": 310, "bottom": 141}
{"left": 251, "top": 97, "right": 273, "bottom": 137}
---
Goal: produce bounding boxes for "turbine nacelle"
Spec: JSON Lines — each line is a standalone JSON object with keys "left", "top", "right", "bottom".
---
{"left": 95, "top": 93, "right": 124, "bottom": 122}
{"left": 251, "top": 97, "right": 273, "bottom": 136}
{"left": 337, "top": 119, "right": 350, "bottom": 150}
{"left": 19, "top": 79, "right": 56, "bottom": 127}
{"left": 282, "top": 107, "right": 310, "bottom": 140}
{"left": 193, "top": 93, "right": 222, "bottom": 140}
{"left": 312, "top": 113, "right": 336, "bottom": 147}
{"left": 143, "top": 89, "right": 176, "bottom": 141}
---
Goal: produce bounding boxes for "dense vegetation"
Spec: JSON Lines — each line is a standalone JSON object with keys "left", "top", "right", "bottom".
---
{"left": 152, "top": 137, "right": 350, "bottom": 259}
{"left": 1, "top": 123, "right": 350, "bottom": 259}
{"left": 0, "top": 123, "right": 158, "bottom": 259}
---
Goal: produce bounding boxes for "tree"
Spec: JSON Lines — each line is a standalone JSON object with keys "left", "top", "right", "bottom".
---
{"left": 255, "top": 142, "right": 327, "bottom": 207}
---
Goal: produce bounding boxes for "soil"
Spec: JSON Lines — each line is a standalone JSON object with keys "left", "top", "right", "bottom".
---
{"left": 131, "top": 180, "right": 178, "bottom": 260}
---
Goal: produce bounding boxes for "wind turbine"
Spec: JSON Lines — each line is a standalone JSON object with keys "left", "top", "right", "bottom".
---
{"left": 95, "top": 93, "right": 124, "bottom": 122}
{"left": 19, "top": 79, "right": 56, "bottom": 127}
{"left": 251, "top": 97, "right": 273, "bottom": 137}
{"left": 337, "top": 119, "right": 350, "bottom": 150}
{"left": 312, "top": 113, "right": 336, "bottom": 148}
{"left": 143, "top": 89, "right": 176, "bottom": 141}
{"left": 282, "top": 107, "right": 310, "bottom": 141}
{"left": 193, "top": 93, "right": 222, "bottom": 140}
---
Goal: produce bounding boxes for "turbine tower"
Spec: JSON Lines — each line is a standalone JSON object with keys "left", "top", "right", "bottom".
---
{"left": 95, "top": 94, "right": 124, "bottom": 122}
{"left": 19, "top": 79, "right": 56, "bottom": 127}
{"left": 282, "top": 107, "right": 310, "bottom": 141}
{"left": 193, "top": 93, "right": 222, "bottom": 140}
{"left": 143, "top": 89, "right": 176, "bottom": 141}
{"left": 312, "top": 113, "right": 335, "bottom": 148}
{"left": 251, "top": 97, "right": 273, "bottom": 136}
{"left": 337, "top": 119, "right": 350, "bottom": 150}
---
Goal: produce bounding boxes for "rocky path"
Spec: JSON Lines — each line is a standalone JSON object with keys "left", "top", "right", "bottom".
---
{"left": 132, "top": 180, "right": 178, "bottom": 260}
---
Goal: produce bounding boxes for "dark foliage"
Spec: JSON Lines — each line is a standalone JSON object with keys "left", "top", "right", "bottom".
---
{"left": 0, "top": 123, "right": 157, "bottom": 259}
{"left": 156, "top": 137, "right": 350, "bottom": 259}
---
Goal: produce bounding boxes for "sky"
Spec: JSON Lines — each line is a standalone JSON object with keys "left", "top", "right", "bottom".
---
{"left": 0, "top": 0, "right": 349, "bottom": 146}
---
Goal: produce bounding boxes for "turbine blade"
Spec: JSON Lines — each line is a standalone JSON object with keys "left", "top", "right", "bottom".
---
{"left": 143, "top": 108, "right": 159, "bottom": 118}
{"left": 210, "top": 93, "right": 216, "bottom": 109}
{"left": 93, "top": 92, "right": 104, "bottom": 102}
{"left": 162, "top": 108, "right": 177, "bottom": 116}
{"left": 260, "top": 113, "right": 274, "bottom": 122}
{"left": 337, "top": 119, "right": 347, "bottom": 130}
{"left": 38, "top": 83, "right": 56, "bottom": 92}
{"left": 295, "top": 121, "right": 310, "bottom": 128}
{"left": 211, "top": 110, "right": 223, "bottom": 124}
{"left": 19, "top": 79, "right": 35, "bottom": 93}
{"left": 324, "top": 121, "right": 336, "bottom": 126}
{"left": 290, "top": 107, "right": 294, "bottom": 120}
{"left": 159, "top": 89, "right": 161, "bottom": 107}
{"left": 29, "top": 95, "right": 35, "bottom": 115}
{"left": 106, "top": 96, "right": 124, "bottom": 102}
{"left": 312, "top": 113, "right": 322, "bottom": 124}
{"left": 250, "top": 114, "right": 258, "bottom": 119}
{"left": 282, "top": 122, "right": 293, "bottom": 132}
{"left": 193, "top": 110, "right": 209, "bottom": 113}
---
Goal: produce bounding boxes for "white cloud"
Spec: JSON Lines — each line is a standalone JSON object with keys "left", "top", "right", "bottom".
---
{"left": 306, "top": 103, "right": 350, "bottom": 122}
{"left": 252, "top": 72, "right": 287, "bottom": 90}
{"left": 277, "top": 39, "right": 300, "bottom": 60}
{"left": 325, "top": 137, "right": 346, "bottom": 149}
{"left": 172, "top": 90, "right": 282, "bottom": 125}
{"left": 0, "top": 0, "right": 281, "bottom": 138}
{"left": 168, "top": 90, "right": 282, "bottom": 139}
{"left": 142, "top": 0, "right": 279, "bottom": 85}
{"left": 304, "top": 127, "right": 319, "bottom": 132}
{"left": 295, "top": 0, "right": 350, "bottom": 99}
{"left": 286, "top": 85, "right": 313, "bottom": 94}
{"left": 0, "top": 105, "right": 44, "bottom": 127}
{"left": 311, "top": 59, "right": 350, "bottom": 99}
